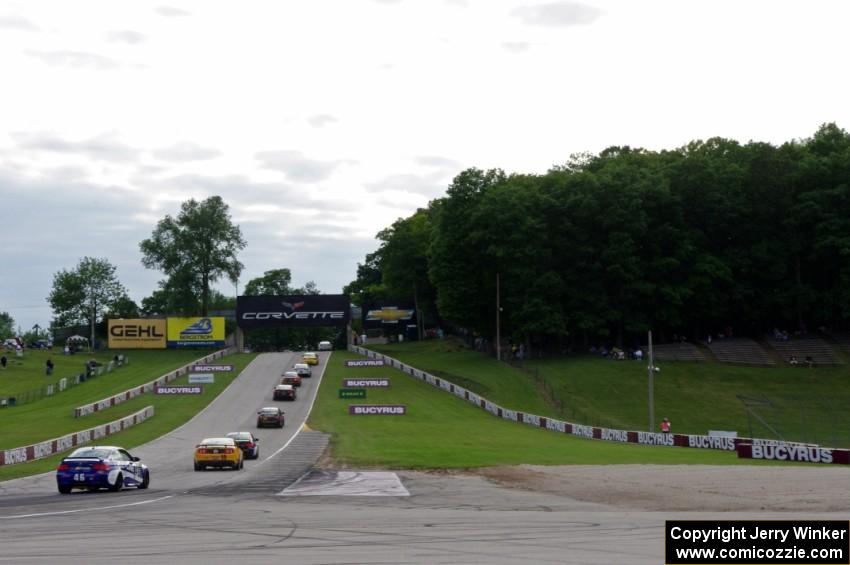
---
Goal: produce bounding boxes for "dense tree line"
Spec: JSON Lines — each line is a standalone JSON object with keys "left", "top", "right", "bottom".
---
{"left": 347, "top": 124, "right": 850, "bottom": 350}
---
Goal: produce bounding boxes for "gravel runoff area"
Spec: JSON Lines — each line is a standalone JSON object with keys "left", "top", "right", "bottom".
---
{"left": 459, "top": 465, "right": 850, "bottom": 513}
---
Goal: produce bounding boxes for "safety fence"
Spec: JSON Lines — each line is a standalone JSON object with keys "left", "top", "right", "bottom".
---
{"left": 0, "top": 406, "right": 154, "bottom": 466}
{"left": 350, "top": 345, "right": 850, "bottom": 465}
{"left": 0, "top": 356, "right": 130, "bottom": 408}
{"left": 73, "top": 347, "right": 235, "bottom": 417}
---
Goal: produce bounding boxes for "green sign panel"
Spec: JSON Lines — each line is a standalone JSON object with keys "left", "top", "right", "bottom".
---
{"left": 339, "top": 388, "right": 367, "bottom": 399}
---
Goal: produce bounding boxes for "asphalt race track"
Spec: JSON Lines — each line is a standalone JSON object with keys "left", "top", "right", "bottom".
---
{"left": 1, "top": 352, "right": 845, "bottom": 564}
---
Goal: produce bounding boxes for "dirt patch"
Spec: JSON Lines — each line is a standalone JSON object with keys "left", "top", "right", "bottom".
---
{"left": 472, "top": 464, "right": 850, "bottom": 512}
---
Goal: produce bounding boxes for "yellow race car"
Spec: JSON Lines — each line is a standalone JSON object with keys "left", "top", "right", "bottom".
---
{"left": 302, "top": 352, "right": 319, "bottom": 366}
{"left": 194, "top": 437, "right": 244, "bottom": 471}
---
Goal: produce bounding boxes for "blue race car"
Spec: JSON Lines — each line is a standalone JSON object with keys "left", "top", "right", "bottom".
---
{"left": 56, "top": 446, "right": 150, "bottom": 494}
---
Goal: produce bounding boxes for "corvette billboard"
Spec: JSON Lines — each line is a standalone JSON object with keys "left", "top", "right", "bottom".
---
{"left": 236, "top": 295, "right": 351, "bottom": 328}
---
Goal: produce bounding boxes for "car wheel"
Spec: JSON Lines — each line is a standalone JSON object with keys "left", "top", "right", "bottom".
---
{"left": 58, "top": 484, "right": 72, "bottom": 494}
{"left": 194, "top": 462, "right": 203, "bottom": 471}
{"left": 108, "top": 473, "right": 123, "bottom": 492}
{"left": 239, "top": 458, "right": 244, "bottom": 470}
{"left": 138, "top": 470, "right": 150, "bottom": 489}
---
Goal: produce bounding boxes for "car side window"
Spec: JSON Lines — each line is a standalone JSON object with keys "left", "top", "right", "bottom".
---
{"left": 119, "top": 449, "right": 134, "bottom": 461}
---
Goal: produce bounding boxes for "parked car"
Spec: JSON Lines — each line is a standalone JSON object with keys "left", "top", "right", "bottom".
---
{"left": 225, "top": 431, "right": 260, "bottom": 460}
{"left": 257, "top": 407, "right": 285, "bottom": 428}
{"left": 317, "top": 340, "right": 332, "bottom": 351}
{"left": 56, "top": 446, "right": 149, "bottom": 493}
{"left": 194, "top": 437, "right": 243, "bottom": 470}
{"left": 273, "top": 383, "right": 297, "bottom": 401}
{"left": 293, "top": 363, "right": 312, "bottom": 378}
{"left": 281, "top": 370, "right": 301, "bottom": 387}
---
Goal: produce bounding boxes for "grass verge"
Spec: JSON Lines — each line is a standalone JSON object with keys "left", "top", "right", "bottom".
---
{"left": 373, "top": 339, "right": 850, "bottom": 448}
{"left": 307, "top": 351, "right": 786, "bottom": 468}
{"left": 0, "top": 351, "right": 257, "bottom": 482}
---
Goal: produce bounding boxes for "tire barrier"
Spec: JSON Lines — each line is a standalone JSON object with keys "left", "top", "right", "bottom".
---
{"left": 349, "top": 345, "right": 850, "bottom": 465}
{"left": 0, "top": 406, "right": 155, "bottom": 466}
{"left": 73, "top": 347, "right": 235, "bottom": 418}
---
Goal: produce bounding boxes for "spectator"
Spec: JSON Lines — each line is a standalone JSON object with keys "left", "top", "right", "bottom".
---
{"left": 660, "top": 417, "right": 671, "bottom": 434}
{"left": 0, "top": 355, "right": 6, "bottom": 369}
{"left": 805, "top": 355, "right": 814, "bottom": 368}
{"left": 789, "top": 354, "right": 799, "bottom": 366}
{"left": 634, "top": 348, "right": 643, "bottom": 361}
{"left": 46, "top": 358, "right": 54, "bottom": 375}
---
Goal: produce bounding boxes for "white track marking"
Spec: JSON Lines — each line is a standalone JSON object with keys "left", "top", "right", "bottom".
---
{"left": 1, "top": 494, "right": 174, "bottom": 520}
{"left": 257, "top": 351, "right": 330, "bottom": 465}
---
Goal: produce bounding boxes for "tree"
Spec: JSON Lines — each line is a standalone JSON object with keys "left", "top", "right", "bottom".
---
{"left": 243, "top": 268, "right": 295, "bottom": 296}
{"left": 48, "top": 257, "right": 127, "bottom": 348}
{"left": 343, "top": 251, "right": 385, "bottom": 307}
{"left": 107, "top": 295, "right": 141, "bottom": 319}
{"left": 0, "top": 311, "right": 14, "bottom": 337}
{"left": 140, "top": 196, "right": 246, "bottom": 316}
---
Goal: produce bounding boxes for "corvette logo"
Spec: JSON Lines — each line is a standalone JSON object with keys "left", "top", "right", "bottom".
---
{"left": 181, "top": 318, "right": 213, "bottom": 335}
{"left": 366, "top": 307, "right": 415, "bottom": 324}
{"left": 281, "top": 301, "right": 305, "bottom": 310}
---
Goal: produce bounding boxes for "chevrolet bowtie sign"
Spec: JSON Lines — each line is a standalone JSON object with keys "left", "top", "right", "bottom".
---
{"left": 361, "top": 301, "right": 417, "bottom": 330}
{"left": 365, "top": 307, "right": 415, "bottom": 324}
{"left": 236, "top": 294, "right": 351, "bottom": 328}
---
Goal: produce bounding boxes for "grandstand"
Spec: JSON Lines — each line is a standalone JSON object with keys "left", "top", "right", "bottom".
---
{"left": 706, "top": 338, "right": 775, "bottom": 366}
{"left": 766, "top": 336, "right": 844, "bottom": 366}
{"left": 650, "top": 342, "right": 706, "bottom": 362}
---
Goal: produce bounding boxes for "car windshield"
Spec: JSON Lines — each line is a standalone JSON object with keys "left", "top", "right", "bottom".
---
{"left": 226, "top": 433, "right": 251, "bottom": 440}
{"left": 68, "top": 447, "right": 113, "bottom": 459}
{"left": 260, "top": 408, "right": 279, "bottom": 415}
{"left": 200, "top": 438, "right": 233, "bottom": 446}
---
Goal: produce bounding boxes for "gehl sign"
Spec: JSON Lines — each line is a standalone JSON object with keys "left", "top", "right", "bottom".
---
{"left": 108, "top": 319, "right": 167, "bottom": 349}
{"left": 236, "top": 295, "right": 351, "bottom": 328}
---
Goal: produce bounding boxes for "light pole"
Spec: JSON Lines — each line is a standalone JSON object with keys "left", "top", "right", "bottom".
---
{"left": 496, "top": 272, "right": 501, "bottom": 361}
{"left": 647, "top": 330, "right": 655, "bottom": 432}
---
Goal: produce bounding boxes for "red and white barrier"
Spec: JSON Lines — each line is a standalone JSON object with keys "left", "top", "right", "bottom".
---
{"left": 73, "top": 348, "right": 234, "bottom": 418}
{"left": 349, "top": 345, "right": 848, "bottom": 465}
{"left": 0, "top": 406, "right": 155, "bottom": 466}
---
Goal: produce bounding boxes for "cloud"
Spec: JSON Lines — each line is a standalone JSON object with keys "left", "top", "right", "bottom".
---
{"left": 307, "top": 114, "right": 339, "bottom": 128}
{"left": 511, "top": 2, "right": 604, "bottom": 27}
{"left": 364, "top": 172, "right": 448, "bottom": 197}
{"left": 413, "top": 155, "right": 460, "bottom": 169}
{"left": 108, "top": 30, "right": 148, "bottom": 44}
{"left": 13, "top": 131, "right": 140, "bottom": 163}
{"left": 502, "top": 41, "right": 532, "bottom": 53}
{"left": 255, "top": 150, "right": 346, "bottom": 182}
{"left": 24, "top": 50, "right": 121, "bottom": 70}
{"left": 151, "top": 141, "right": 221, "bottom": 162}
{"left": 0, "top": 15, "right": 39, "bottom": 31}
{"left": 156, "top": 6, "right": 190, "bottom": 17}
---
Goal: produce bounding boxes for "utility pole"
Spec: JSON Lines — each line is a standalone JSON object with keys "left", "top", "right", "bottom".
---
{"left": 496, "top": 272, "right": 501, "bottom": 361}
{"left": 647, "top": 330, "right": 654, "bottom": 432}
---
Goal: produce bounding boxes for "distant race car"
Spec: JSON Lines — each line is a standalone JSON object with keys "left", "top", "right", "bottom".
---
{"left": 194, "top": 437, "right": 243, "bottom": 471}
{"left": 293, "top": 363, "right": 312, "bottom": 378}
{"left": 257, "top": 406, "right": 285, "bottom": 428}
{"left": 225, "top": 431, "right": 260, "bottom": 460}
{"left": 317, "top": 341, "right": 332, "bottom": 351}
{"left": 302, "top": 352, "right": 319, "bottom": 366}
{"left": 281, "top": 370, "right": 302, "bottom": 387}
{"left": 273, "top": 383, "right": 297, "bottom": 400}
{"left": 56, "top": 446, "right": 150, "bottom": 494}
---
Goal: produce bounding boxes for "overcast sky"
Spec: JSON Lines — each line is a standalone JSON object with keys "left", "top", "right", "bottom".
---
{"left": 1, "top": 0, "right": 849, "bottom": 332}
